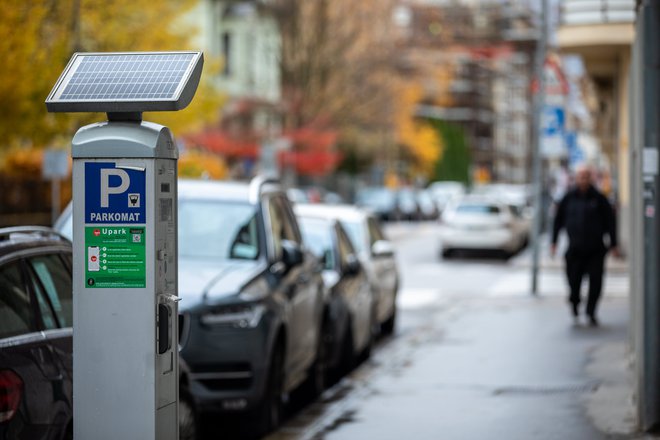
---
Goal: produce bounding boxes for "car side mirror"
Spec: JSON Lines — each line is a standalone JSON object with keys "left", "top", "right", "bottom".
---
{"left": 282, "top": 240, "right": 303, "bottom": 268}
{"left": 343, "top": 254, "right": 361, "bottom": 276}
{"left": 371, "top": 240, "right": 394, "bottom": 258}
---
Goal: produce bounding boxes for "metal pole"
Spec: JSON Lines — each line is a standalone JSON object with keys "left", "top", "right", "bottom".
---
{"left": 51, "top": 178, "right": 60, "bottom": 225}
{"left": 531, "top": 0, "right": 548, "bottom": 295}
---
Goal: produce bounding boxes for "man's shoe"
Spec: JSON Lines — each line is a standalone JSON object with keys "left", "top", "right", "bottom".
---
{"left": 571, "top": 303, "right": 579, "bottom": 317}
{"left": 588, "top": 314, "right": 599, "bottom": 327}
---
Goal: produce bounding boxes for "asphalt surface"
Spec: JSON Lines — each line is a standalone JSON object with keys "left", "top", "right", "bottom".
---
{"left": 264, "top": 222, "right": 635, "bottom": 440}
{"left": 199, "top": 222, "right": 635, "bottom": 439}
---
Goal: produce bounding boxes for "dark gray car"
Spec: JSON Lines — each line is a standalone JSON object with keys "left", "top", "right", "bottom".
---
{"left": 175, "top": 177, "right": 325, "bottom": 437}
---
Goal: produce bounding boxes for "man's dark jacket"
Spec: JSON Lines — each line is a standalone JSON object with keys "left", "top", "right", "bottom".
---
{"left": 552, "top": 185, "right": 617, "bottom": 254}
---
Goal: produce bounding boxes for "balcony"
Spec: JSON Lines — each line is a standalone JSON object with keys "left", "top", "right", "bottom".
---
{"left": 560, "top": 0, "right": 635, "bottom": 25}
{"left": 557, "top": 0, "right": 635, "bottom": 76}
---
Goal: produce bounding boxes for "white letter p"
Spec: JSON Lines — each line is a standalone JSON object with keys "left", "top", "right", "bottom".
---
{"left": 100, "top": 168, "right": 130, "bottom": 208}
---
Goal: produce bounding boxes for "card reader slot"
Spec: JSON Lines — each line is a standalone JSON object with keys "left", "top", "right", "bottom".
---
{"left": 158, "top": 304, "right": 171, "bottom": 354}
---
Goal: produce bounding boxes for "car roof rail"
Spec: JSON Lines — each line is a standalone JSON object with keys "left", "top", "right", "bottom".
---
{"left": 249, "top": 175, "right": 280, "bottom": 204}
{"left": 0, "top": 226, "right": 70, "bottom": 242}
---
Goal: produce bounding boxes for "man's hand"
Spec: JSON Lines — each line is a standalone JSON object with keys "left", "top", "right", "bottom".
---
{"left": 550, "top": 243, "right": 557, "bottom": 258}
{"left": 610, "top": 246, "right": 622, "bottom": 259}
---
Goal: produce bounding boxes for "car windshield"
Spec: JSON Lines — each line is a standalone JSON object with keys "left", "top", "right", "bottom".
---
{"left": 455, "top": 204, "right": 500, "bottom": 215}
{"left": 356, "top": 188, "right": 395, "bottom": 207}
{"left": 298, "top": 217, "right": 335, "bottom": 270}
{"left": 178, "top": 200, "right": 260, "bottom": 260}
{"left": 340, "top": 219, "right": 367, "bottom": 254}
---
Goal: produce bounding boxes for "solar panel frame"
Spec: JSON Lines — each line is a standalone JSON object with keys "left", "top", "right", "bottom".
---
{"left": 46, "top": 51, "right": 204, "bottom": 113}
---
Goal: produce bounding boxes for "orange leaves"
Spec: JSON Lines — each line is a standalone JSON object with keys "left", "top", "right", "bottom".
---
{"left": 178, "top": 150, "right": 228, "bottom": 180}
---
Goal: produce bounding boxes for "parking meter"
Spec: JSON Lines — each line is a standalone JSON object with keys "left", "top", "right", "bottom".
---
{"left": 46, "top": 52, "right": 203, "bottom": 440}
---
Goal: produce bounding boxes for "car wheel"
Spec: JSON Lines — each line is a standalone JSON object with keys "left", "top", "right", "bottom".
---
{"left": 338, "top": 325, "right": 356, "bottom": 376}
{"left": 179, "top": 386, "right": 198, "bottom": 440}
{"left": 300, "top": 319, "right": 331, "bottom": 400}
{"left": 441, "top": 248, "right": 453, "bottom": 259}
{"left": 249, "top": 345, "right": 284, "bottom": 438}
{"left": 360, "top": 308, "right": 378, "bottom": 362}
{"left": 381, "top": 306, "right": 396, "bottom": 336}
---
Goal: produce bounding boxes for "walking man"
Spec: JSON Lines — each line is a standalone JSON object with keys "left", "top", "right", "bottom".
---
{"left": 550, "top": 165, "right": 619, "bottom": 326}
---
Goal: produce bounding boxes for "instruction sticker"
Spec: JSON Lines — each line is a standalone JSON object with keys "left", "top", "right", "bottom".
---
{"left": 85, "top": 226, "right": 146, "bottom": 288}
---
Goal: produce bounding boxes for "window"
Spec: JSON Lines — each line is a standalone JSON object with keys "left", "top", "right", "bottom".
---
{"left": 267, "top": 196, "right": 302, "bottom": 261}
{"left": 268, "top": 199, "right": 285, "bottom": 260}
{"left": 222, "top": 32, "right": 232, "bottom": 76}
{"left": 298, "top": 217, "right": 335, "bottom": 270}
{"left": 28, "top": 255, "right": 73, "bottom": 328}
{"left": 367, "top": 218, "right": 385, "bottom": 246}
{"left": 178, "top": 201, "right": 260, "bottom": 260}
{"left": 341, "top": 220, "right": 368, "bottom": 254}
{"left": 277, "top": 198, "right": 302, "bottom": 245}
{"left": 337, "top": 226, "right": 356, "bottom": 268}
{"left": 0, "top": 262, "right": 34, "bottom": 338}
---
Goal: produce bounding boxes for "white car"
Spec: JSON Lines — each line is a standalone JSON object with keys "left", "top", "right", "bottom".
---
{"left": 439, "top": 196, "right": 529, "bottom": 258}
{"left": 293, "top": 204, "right": 399, "bottom": 335}
{"left": 428, "top": 181, "right": 466, "bottom": 213}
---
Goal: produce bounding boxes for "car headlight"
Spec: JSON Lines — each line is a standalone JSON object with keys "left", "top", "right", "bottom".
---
{"left": 238, "top": 279, "right": 270, "bottom": 301}
{"left": 200, "top": 303, "right": 266, "bottom": 329}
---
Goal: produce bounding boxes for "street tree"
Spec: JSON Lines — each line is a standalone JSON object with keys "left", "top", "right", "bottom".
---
{"left": 0, "top": 0, "right": 223, "bottom": 152}
{"left": 267, "top": 0, "right": 400, "bottom": 167}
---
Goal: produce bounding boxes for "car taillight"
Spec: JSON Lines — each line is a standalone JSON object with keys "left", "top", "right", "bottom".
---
{"left": 0, "top": 370, "right": 23, "bottom": 423}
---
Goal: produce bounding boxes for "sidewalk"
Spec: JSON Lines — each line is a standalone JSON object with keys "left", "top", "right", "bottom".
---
{"left": 315, "top": 295, "right": 639, "bottom": 440}
{"left": 277, "top": 265, "right": 643, "bottom": 440}
{"left": 511, "top": 233, "right": 629, "bottom": 275}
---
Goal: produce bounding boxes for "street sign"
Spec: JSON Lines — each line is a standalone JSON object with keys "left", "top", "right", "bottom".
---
{"left": 42, "top": 150, "right": 69, "bottom": 179}
{"left": 85, "top": 162, "right": 146, "bottom": 224}
{"left": 541, "top": 105, "right": 567, "bottom": 158}
{"left": 542, "top": 106, "right": 565, "bottom": 137}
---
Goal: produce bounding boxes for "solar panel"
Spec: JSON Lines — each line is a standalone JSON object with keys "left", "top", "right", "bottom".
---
{"left": 46, "top": 51, "right": 204, "bottom": 113}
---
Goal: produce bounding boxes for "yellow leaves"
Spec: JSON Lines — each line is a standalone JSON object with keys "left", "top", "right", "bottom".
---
{"left": 0, "top": 148, "right": 44, "bottom": 177}
{"left": 178, "top": 150, "right": 228, "bottom": 180}
{"left": 0, "top": 0, "right": 222, "bottom": 152}
{"left": 395, "top": 84, "right": 443, "bottom": 178}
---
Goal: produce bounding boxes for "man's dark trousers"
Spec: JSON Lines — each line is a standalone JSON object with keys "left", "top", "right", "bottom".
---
{"left": 565, "top": 249, "right": 606, "bottom": 316}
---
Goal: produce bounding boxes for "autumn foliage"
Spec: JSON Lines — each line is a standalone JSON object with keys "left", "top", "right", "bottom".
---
{"left": 396, "top": 84, "right": 444, "bottom": 179}
{"left": 0, "top": 0, "right": 222, "bottom": 152}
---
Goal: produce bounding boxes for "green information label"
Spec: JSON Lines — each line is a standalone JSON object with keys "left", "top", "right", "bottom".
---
{"left": 85, "top": 226, "right": 146, "bottom": 288}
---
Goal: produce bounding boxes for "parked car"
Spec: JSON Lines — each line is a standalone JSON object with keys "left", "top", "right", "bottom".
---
{"left": 438, "top": 196, "right": 529, "bottom": 258}
{"left": 416, "top": 190, "right": 440, "bottom": 220}
{"left": 295, "top": 206, "right": 375, "bottom": 377}
{"left": 428, "top": 181, "right": 466, "bottom": 213}
{"left": 396, "top": 188, "right": 420, "bottom": 221}
{"left": 291, "top": 204, "right": 399, "bottom": 335}
{"left": 355, "top": 187, "right": 399, "bottom": 221}
{"left": 55, "top": 177, "right": 326, "bottom": 437}
{"left": 286, "top": 188, "right": 309, "bottom": 204}
{"left": 0, "top": 227, "right": 74, "bottom": 440}
{"left": 176, "top": 177, "right": 325, "bottom": 436}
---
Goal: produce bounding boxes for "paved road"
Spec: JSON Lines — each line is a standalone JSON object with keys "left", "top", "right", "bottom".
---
{"left": 266, "top": 222, "right": 633, "bottom": 440}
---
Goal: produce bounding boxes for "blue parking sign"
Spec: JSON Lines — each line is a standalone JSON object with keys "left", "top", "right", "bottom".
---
{"left": 542, "top": 106, "right": 565, "bottom": 137}
{"left": 85, "top": 162, "right": 146, "bottom": 224}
